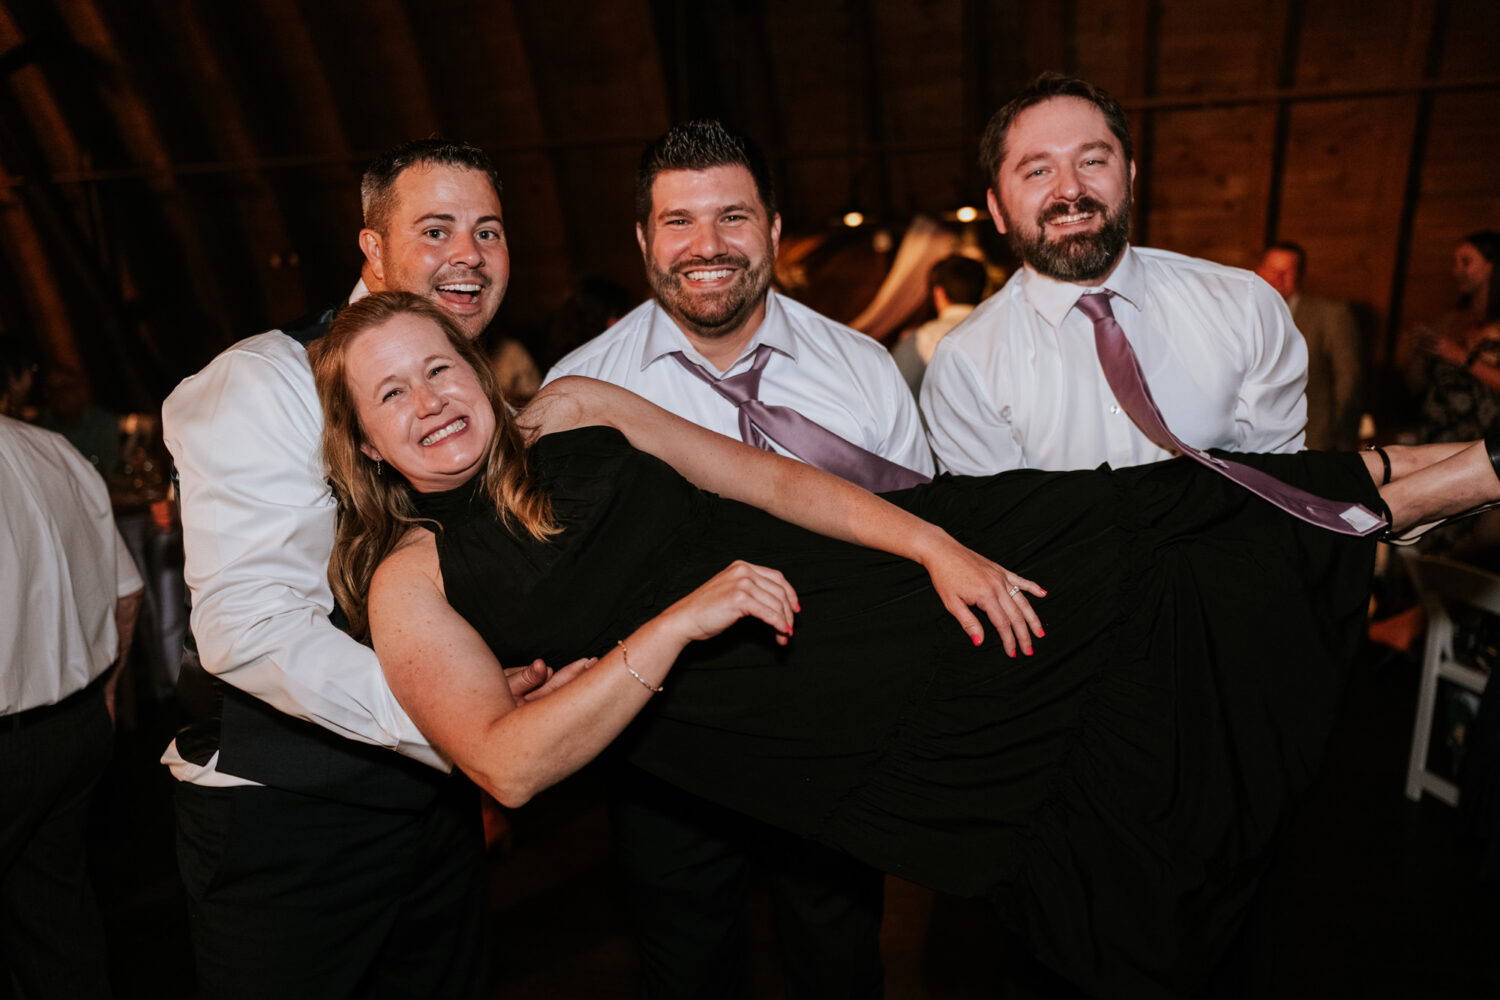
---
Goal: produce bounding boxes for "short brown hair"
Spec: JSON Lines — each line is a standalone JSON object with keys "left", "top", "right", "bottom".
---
{"left": 360, "top": 139, "right": 502, "bottom": 235}
{"left": 635, "top": 120, "right": 776, "bottom": 226}
{"left": 979, "top": 73, "right": 1133, "bottom": 187}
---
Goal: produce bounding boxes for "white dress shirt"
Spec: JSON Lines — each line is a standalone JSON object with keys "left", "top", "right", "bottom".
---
{"left": 2, "top": 416, "right": 143, "bottom": 714}
{"left": 545, "top": 290, "right": 934, "bottom": 476}
{"left": 161, "top": 281, "right": 445, "bottom": 778}
{"left": 921, "top": 246, "right": 1308, "bottom": 474}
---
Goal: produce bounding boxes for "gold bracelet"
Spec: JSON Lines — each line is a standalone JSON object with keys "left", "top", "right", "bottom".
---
{"left": 618, "top": 640, "right": 664, "bottom": 693}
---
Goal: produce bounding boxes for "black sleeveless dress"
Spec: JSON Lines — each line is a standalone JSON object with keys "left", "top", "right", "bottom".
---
{"left": 413, "top": 425, "right": 1378, "bottom": 998}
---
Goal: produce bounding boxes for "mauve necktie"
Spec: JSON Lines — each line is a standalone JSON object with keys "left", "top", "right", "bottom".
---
{"left": 1074, "top": 291, "right": 1385, "bottom": 537}
{"left": 669, "top": 344, "right": 931, "bottom": 493}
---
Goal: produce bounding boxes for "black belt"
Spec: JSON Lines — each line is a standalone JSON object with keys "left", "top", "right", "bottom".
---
{"left": 2, "top": 672, "right": 108, "bottom": 733}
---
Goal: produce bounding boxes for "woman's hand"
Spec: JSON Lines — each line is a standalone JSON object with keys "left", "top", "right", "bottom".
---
{"left": 660, "top": 560, "right": 799, "bottom": 647}
{"left": 916, "top": 531, "right": 1046, "bottom": 657}
{"left": 504, "top": 656, "right": 600, "bottom": 704}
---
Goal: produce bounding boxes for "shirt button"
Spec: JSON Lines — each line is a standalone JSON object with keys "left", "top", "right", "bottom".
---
{"left": 1110, "top": 405, "right": 1122, "bottom": 415}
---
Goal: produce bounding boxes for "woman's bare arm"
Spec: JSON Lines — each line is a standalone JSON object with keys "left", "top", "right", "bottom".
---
{"left": 524, "top": 375, "right": 1046, "bottom": 654}
{"left": 369, "top": 529, "right": 798, "bottom": 806}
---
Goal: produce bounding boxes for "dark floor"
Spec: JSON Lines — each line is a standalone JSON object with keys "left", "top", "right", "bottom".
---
{"left": 80, "top": 641, "right": 1500, "bottom": 999}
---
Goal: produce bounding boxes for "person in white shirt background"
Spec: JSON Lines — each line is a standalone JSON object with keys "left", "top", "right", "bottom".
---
{"left": 162, "top": 139, "right": 571, "bottom": 1000}
{"left": 892, "top": 253, "right": 990, "bottom": 398}
{"left": 921, "top": 72, "right": 1308, "bottom": 475}
{"left": 2, "top": 415, "right": 142, "bottom": 999}
{"left": 546, "top": 119, "right": 931, "bottom": 1000}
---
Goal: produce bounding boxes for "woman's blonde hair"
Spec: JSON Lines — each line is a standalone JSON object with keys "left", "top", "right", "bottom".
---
{"left": 308, "top": 291, "right": 556, "bottom": 638}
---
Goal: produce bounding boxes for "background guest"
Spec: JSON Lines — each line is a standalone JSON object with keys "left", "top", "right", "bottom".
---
{"left": 39, "top": 366, "right": 123, "bottom": 478}
{"left": 1402, "top": 234, "right": 1500, "bottom": 455}
{"left": 0, "top": 336, "right": 39, "bottom": 420}
{"left": 892, "top": 254, "right": 989, "bottom": 398}
{"left": 1399, "top": 230, "right": 1500, "bottom": 417}
{"left": 487, "top": 334, "right": 543, "bottom": 406}
{"left": 1, "top": 413, "right": 142, "bottom": 998}
{"left": 544, "top": 274, "right": 633, "bottom": 368}
{"left": 1256, "top": 240, "right": 1364, "bottom": 450}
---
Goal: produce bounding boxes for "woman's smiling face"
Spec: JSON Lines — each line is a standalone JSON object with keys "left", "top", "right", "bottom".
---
{"left": 345, "top": 310, "right": 496, "bottom": 493}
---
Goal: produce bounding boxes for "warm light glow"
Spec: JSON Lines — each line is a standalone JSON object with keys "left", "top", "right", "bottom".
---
{"left": 842, "top": 211, "right": 865, "bottom": 228}
{"left": 955, "top": 205, "right": 979, "bottom": 223}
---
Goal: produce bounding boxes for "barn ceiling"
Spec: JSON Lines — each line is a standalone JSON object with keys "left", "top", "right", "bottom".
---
{"left": 0, "top": 0, "right": 1497, "bottom": 413}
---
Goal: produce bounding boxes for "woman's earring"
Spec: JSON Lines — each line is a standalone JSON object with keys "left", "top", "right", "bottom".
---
{"left": 376, "top": 458, "right": 382, "bottom": 476}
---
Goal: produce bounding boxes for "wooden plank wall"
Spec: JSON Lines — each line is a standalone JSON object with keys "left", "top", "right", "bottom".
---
{"left": 1065, "top": 0, "right": 1500, "bottom": 359}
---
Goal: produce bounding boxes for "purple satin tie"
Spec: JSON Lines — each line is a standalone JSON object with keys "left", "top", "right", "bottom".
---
{"left": 1074, "top": 291, "right": 1386, "bottom": 537}
{"left": 669, "top": 345, "right": 931, "bottom": 493}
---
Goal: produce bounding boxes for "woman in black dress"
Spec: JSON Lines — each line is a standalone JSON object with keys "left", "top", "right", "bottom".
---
{"left": 310, "top": 292, "right": 1500, "bottom": 998}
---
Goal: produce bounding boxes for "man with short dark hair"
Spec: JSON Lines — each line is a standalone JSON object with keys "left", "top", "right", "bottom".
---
{"left": 923, "top": 73, "right": 1308, "bottom": 474}
{"left": 547, "top": 119, "right": 929, "bottom": 999}
{"left": 893, "top": 254, "right": 989, "bottom": 396}
{"left": 1257, "top": 240, "right": 1364, "bottom": 450}
{"left": 163, "top": 138, "right": 555, "bottom": 999}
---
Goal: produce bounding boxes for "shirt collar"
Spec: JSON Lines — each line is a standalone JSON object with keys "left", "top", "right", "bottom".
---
{"left": 639, "top": 289, "right": 800, "bottom": 374}
{"left": 1019, "top": 244, "right": 1144, "bottom": 327}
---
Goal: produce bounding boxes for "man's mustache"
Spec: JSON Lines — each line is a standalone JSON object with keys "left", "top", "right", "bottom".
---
{"left": 1039, "top": 196, "right": 1110, "bottom": 228}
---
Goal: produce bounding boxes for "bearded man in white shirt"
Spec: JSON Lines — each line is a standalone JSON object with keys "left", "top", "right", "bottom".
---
{"left": 546, "top": 119, "right": 930, "bottom": 1000}
{"left": 922, "top": 73, "right": 1308, "bottom": 475}
{"left": 163, "top": 139, "right": 566, "bottom": 1000}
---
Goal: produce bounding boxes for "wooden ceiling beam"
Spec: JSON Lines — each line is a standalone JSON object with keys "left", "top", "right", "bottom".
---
{"left": 54, "top": 0, "right": 233, "bottom": 345}
{"left": 164, "top": 1, "right": 306, "bottom": 323}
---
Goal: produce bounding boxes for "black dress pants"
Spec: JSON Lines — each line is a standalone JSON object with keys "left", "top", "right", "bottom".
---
{"left": 612, "top": 769, "right": 884, "bottom": 999}
{"left": 0, "top": 682, "right": 114, "bottom": 999}
{"left": 175, "top": 774, "right": 487, "bottom": 1000}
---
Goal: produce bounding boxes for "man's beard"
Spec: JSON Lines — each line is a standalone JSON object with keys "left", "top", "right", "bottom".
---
{"left": 1004, "top": 193, "right": 1131, "bottom": 283}
{"left": 647, "top": 251, "right": 773, "bottom": 339}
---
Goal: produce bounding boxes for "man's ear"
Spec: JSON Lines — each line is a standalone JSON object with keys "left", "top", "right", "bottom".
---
{"left": 986, "top": 189, "right": 1007, "bottom": 235}
{"left": 635, "top": 221, "right": 648, "bottom": 256}
{"left": 770, "top": 213, "right": 782, "bottom": 256}
{"left": 359, "top": 229, "right": 385, "bottom": 286}
{"left": 1129, "top": 159, "right": 1137, "bottom": 189}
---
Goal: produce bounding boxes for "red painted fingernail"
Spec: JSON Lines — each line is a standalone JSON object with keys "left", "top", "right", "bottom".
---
{"left": 1024, "top": 647, "right": 1034, "bottom": 656}
{"left": 794, "top": 601, "right": 802, "bottom": 612}
{"left": 1037, "top": 627, "right": 1046, "bottom": 637}
{"left": 1040, "top": 589, "right": 1048, "bottom": 596}
{"left": 971, "top": 633, "right": 982, "bottom": 646}
{"left": 1008, "top": 648, "right": 1016, "bottom": 658}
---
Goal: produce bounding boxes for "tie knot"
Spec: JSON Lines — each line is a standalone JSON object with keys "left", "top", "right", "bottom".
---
{"left": 1073, "top": 290, "right": 1116, "bottom": 323}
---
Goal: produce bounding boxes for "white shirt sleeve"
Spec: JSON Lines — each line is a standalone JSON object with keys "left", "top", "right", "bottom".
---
{"left": 1237, "top": 278, "right": 1309, "bottom": 454}
{"left": 921, "top": 338, "right": 1027, "bottom": 475}
{"left": 163, "top": 335, "right": 445, "bottom": 769}
{"left": 869, "top": 352, "right": 936, "bottom": 474}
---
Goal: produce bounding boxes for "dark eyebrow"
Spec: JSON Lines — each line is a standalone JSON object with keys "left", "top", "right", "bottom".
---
{"left": 413, "top": 213, "right": 503, "bottom": 226}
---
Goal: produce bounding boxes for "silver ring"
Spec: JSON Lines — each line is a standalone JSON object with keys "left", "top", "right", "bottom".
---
{"left": 1007, "top": 585, "right": 1020, "bottom": 597}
